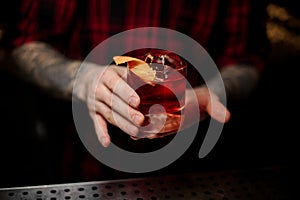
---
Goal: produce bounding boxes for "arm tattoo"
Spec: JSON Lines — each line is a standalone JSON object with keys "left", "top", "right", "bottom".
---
{"left": 11, "top": 41, "right": 80, "bottom": 100}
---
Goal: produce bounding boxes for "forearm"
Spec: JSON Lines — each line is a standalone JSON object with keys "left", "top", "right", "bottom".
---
{"left": 11, "top": 41, "right": 80, "bottom": 100}
{"left": 207, "top": 65, "right": 260, "bottom": 103}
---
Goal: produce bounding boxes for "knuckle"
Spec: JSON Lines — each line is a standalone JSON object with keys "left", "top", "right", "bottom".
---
{"left": 111, "top": 95, "right": 119, "bottom": 109}
{"left": 104, "top": 109, "right": 113, "bottom": 123}
{"left": 104, "top": 92, "right": 113, "bottom": 107}
{"left": 107, "top": 77, "right": 116, "bottom": 88}
{"left": 95, "top": 85, "right": 103, "bottom": 97}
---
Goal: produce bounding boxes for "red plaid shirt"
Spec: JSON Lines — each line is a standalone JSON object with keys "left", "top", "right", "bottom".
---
{"left": 13, "top": 0, "right": 268, "bottom": 70}
{"left": 11, "top": 0, "right": 269, "bottom": 182}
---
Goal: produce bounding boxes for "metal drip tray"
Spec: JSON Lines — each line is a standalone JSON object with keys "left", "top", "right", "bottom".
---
{"left": 0, "top": 167, "right": 290, "bottom": 200}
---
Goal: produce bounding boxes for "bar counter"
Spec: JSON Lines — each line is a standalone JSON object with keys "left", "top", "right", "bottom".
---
{"left": 0, "top": 166, "right": 290, "bottom": 200}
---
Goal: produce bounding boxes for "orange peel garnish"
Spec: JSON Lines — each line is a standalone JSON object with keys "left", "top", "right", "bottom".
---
{"left": 113, "top": 56, "right": 146, "bottom": 65}
{"left": 113, "top": 56, "right": 156, "bottom": 85}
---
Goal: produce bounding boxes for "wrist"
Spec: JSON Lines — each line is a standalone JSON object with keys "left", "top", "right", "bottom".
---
{"left": 72, "top": 61, "right": 100, "bottom": 102}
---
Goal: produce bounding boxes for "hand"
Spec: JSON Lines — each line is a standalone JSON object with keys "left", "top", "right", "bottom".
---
{"left": 74, "top": 63, "right": 144, "bottom": 147}
{"left": 183, "top": 86, "right": 231, "bottom": 129}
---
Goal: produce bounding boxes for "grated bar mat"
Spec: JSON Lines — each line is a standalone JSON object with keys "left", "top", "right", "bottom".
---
{"left": 0, "top": 167, "right": 290, "bottom": 200}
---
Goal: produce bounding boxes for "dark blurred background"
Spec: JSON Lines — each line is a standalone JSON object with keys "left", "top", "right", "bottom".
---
{"left": 0, "top": 0, "right": 298, "bottom": 188}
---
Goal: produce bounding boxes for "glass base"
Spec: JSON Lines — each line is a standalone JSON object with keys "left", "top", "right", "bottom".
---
{"left": 130, "top": 113, "right": 184, "bottom": 140}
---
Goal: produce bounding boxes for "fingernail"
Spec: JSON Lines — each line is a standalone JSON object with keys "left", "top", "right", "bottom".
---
{"left": 101, "top": 136, "right": 109, "bottom": 147}
{"left": 129, "top": 96, "right": 139, "bottom": 107}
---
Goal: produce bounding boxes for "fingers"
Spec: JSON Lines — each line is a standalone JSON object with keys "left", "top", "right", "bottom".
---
{"left": 96, "top": 66, "right": 144, "bottom": 125}
{"left": 87, "top": 66, "right": 144, "bottom": 146}
{"left": 206, "top": 96, "right": 231, "bottom": 123}
{"left": 94, "top": 100, "right": 140, "bottom": 137}
{"left": 96, "top": 83, "right": 144, "bottom": 126}
{"left": 101, "top": 67, "right": 140, "bottom": 108}
{"left": 193, "top": 87, "right": 230, "bottom": 123}
{"left": 90, "top": 112, "right": 111, "bottom": 147}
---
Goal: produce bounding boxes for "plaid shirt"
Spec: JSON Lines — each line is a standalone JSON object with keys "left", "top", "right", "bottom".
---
{"left": 11, "top": 0, "right": 269, "bottom": 181}
{"left": 13, "top": 0, "right": 268, "bottom": 70}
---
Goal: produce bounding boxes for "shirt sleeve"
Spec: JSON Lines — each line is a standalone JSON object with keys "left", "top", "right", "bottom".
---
{"left": 10, "top": 0, "right": 77, "bottom": 51}
{"left": 215, "top": 0, "right": 270, "bottom": 71}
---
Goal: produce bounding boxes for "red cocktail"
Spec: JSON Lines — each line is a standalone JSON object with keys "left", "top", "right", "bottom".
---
{"left": 127, "top": 49, "right": 187, "bottom": 139}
